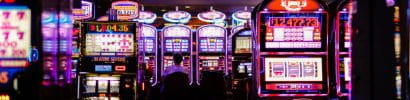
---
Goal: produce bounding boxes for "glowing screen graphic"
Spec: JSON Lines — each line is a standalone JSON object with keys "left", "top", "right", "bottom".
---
{"left": 139, "top": 25, "right": 156, "bottom": 53}
{"left": 197, "top": 25, "right": 225, "bottom": 52}
{"left": 265, "top": 17, "right": 321, "bottom": 49}
{"left": 0, "top": 6, "right": 31, "bottom": 67}
{"left": 264, "top": 57, "right": 323, "bottom": 81}
{"left": 163, "top": 26, "right": 191, "bottom": 52}
{"left": 85, "top": 23, "right": 134, "bottom": 56}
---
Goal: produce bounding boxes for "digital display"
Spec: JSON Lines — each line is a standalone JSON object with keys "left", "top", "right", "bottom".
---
{"left": 84, "top": 23, "right": 135, "bottom": 56}
{"left": 197, "top": 25, "right": 226, "bottom": 52}
{"left": 163, "top": 25, "right": 191, "bottom": 52}
{"left": 270, "top": 17, "right": 319, "bottom": 27}
{"left": 264, "top": 57, "right": 323, "bottom": 82}
{"left": 111, "top": 1, "right": 139, "bottom": 20}
{"left": 139, "top": 25, "right": 156, "bottom": 53}
{"left": 72, "top": 1, "right": 93, "bottom": 20}
{"left": 235, "top": 37, "right": 251, "bottom": 53}
{"left": 260, "top": 13, "right": 326, "bottom": 50}
{"left": 164, "top": 39, "right": 189, "bottom": 52}
{"left": 95, "top": 65, "right": 112, "bottom": 72}
{"left": 0, "top": 6, "right": 31, "bottom": 67}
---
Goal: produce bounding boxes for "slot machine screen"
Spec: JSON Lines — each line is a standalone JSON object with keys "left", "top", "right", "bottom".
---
{"left": 197, "top": 26, "right": 225, "bottom": 52}
{"left": 260, "top": 13, "right": 327, "bottom": 51}
{"left": 84, "top": 23, "right": 135, "bottom": 56}
{"left": 139, "top": 25, "right": 156, "bottom": 53}
{"left": 264, "top": 57, "right": 323, "bottom": 82}
{"left": 0, "top": 6, "right": 31, "bottom": 67}
{"left": 163, "top": 26, "right": 190, "bottom": 53}
{"left": 235, "top": 36, "right": 251, "bottom": 53}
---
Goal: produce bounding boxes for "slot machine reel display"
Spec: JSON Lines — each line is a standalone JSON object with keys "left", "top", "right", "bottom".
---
{"left": 138, "top": 24, "right": 158, "bottom": 86}
{"left": 336, "top": 1, "right": 352, "bottom": 98}
{"left": 161, "top": 25, "right": 193, "bottom": 83}
{"left": 78, "top": 22, "right": 137, "bottom": 99}
{"left": 0, "top": 5, "right": 33, "bottom": 97}
{"left": 196, "top": 24, "right": 228, "bottom": 84}
{"left": 253, "top": 0, "right": 329, "bottom": 98}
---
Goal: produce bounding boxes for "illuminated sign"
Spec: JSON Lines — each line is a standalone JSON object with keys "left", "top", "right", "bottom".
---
{"left": 264, "top": 57, "right": 323, "bottom": 81}
{"left": 73, "top": 1, "right": 93, "bottom": 20}
{"left": 197, "top": 10, "right": 226, "bottom": 23}
{"left": 163, "top": 11, "right": 191, "bottom": 23}
{"left": 232, "top": 11, "right": 251, "bottom": 22}
{"left": 137, "top": 11, "right": 156, "bottom": 23}
{"left": 85, "top": 23, "right": 135, "bottom": 56}
{"left": 0, "top": 6, "right": 31, "bottom": 67}
{"left": 281, "top": 0, "right": 307, "bottom": 11}
{"left": 95, "top": 65, "right": 112, "bottom": 72}
{"left": 111, "top": 1, "right": 139, "bottom": 20}
{"left": 198, "top": 26, "right": 225, "bottom": 37}
{"left": 163, "top": 26, "right": 190, "bottom": 37}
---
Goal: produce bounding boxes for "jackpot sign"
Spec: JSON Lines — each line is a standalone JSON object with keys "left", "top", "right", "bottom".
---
{"left": 112, "top": 1, "right": 139, "bottom": 20}
{"left": 0, "top": 6, "right": 31, "bottom": 67}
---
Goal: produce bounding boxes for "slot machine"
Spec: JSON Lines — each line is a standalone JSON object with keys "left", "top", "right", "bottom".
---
{"left": 196, "top": 24, "right": 228, "bottom": 84}
{"left": 336, "top": 1, "right": 351, "bottom": 99}
{"left": 161, "top": 25, "right": 193, "bottom": 83}
{"left": 135, "top": 10, "right": 157, "bottom": 95}
{"left": 253, "top": 0, "right": 329, "bottom": 99}
{"left": 78, "top": 22, "right": 137, "bottom": 100}
{"left": 230, "top": 24, "right": 253, "bottom": 99}
{"left": 0, "top": 2, "right": 37, "bottom": 99}
{"left": 137, "top": 24, "right": 158, "bottom": 86}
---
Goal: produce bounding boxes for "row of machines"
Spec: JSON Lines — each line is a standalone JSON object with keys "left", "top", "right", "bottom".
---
{"left": 252, "top": 0, "right": 352, "bottom": 99}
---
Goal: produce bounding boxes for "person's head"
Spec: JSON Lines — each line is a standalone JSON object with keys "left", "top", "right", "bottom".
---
{"left": 173, "top": 54, "right": 183, "bottom": 65}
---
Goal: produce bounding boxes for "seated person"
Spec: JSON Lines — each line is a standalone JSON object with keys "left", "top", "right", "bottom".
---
{"left": 162, "top": 54, "right": 190, "bottom": 76}
{"left": 160, "top": 72, "right": 190, "bottom": 100}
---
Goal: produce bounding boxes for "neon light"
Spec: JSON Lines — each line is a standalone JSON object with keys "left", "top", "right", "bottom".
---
{"left": 197, "top": 10, "right": 226, "bottom": 23}
{"left": 163, "top": 11, "right": 191, "bottom": 23}
{"left": 111, "top": 1, "right": 139, "bottom": 20}
{"left": 73, "top": 1, "right": 93, "bottom": 20}
{"left": 232, "top": 11, "right": 251, "bottom": 22}
{"left": 137, "top": 11, "right": 157, "bottom": 24}
{"left": 264, "top": 58, "right": 323, "bottom": 81}
{"left": 0, "top": 6, "right": 31, "bottom": 68}
{"left": 0, "top": 71, "right": 8, "bottom": 84}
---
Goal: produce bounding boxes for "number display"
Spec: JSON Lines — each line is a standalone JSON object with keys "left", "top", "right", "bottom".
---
{"left": 270, "top": 17, "right": 319, "bottom": 27}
